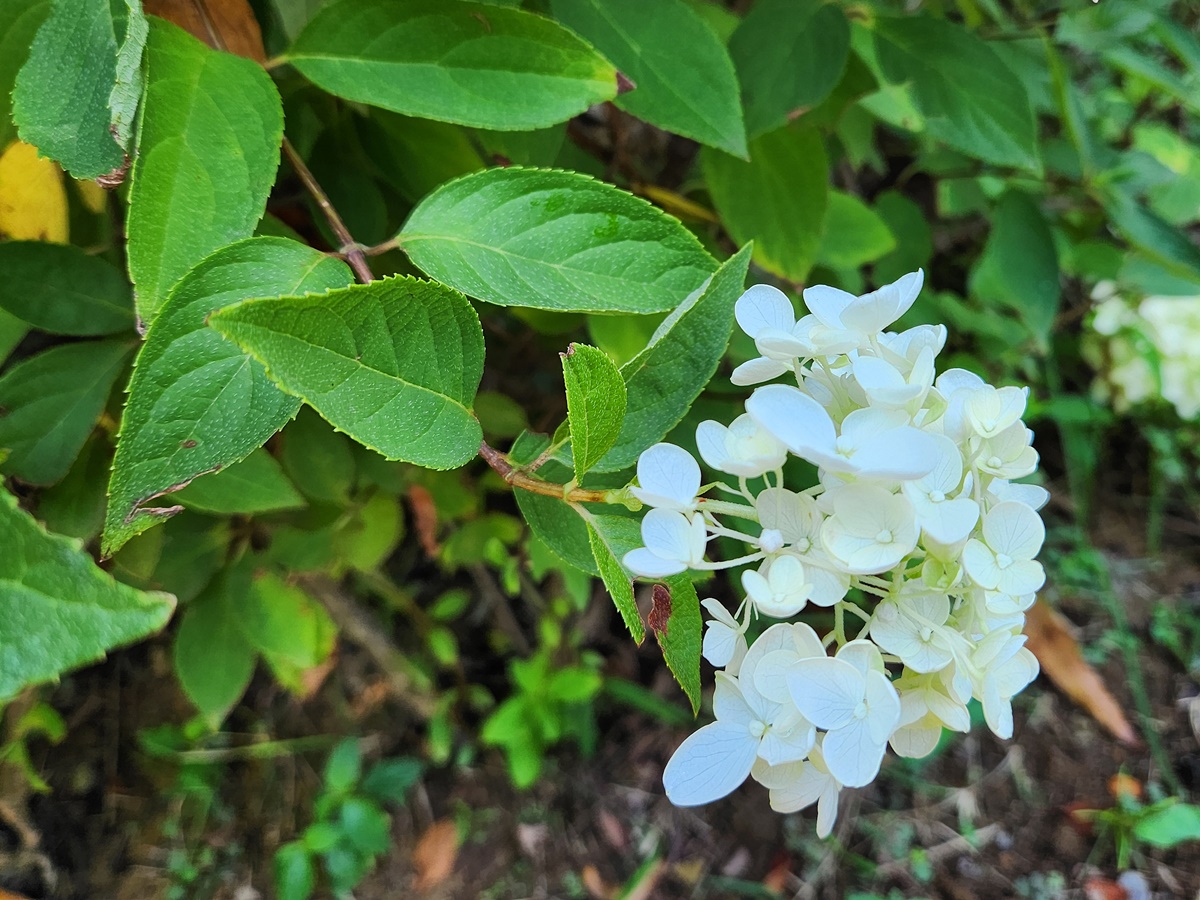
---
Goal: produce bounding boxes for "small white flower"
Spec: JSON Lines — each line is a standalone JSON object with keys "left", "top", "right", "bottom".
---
{"left": 751, "top": 741, "right": 842, "bottom": 836}
{"left": 869, "top": 591, "right": 956, "bottom": 674}
{"left": 975, "top": 422, "right": 1039, "bottom": 480}
{"left": 933, "top": 368, "right": 987, "bottom": 443}
{"left": 821, "top": 484, "right": 919, "bottom": 575}
{"left": 962, "top": 502, "right": 1046, "bottom": 595}
{"left": 623, "top": 509, "right": 707, "bottom": 578}
{"left": 965, "top": 384, "right": 1028, "bottom": 438}
{"left": 889, "top": 672, "right": 970, "bottom": 758}
{"left": 742, "top": 555, "right": 813, "bottom": 618}
{"left": 852, "top": 345, "right": 935, "bottom": 411}
{"left": 803, "top": 271, "right": 925, "bottom": 348}
{"left": 701, "top": 598, "right": 749, "bottom": 673}
{"left": 629, "top": 443, "right": 701, "bottom": 511}
{"left": 901, "top": 434, "right": 980, "bottom": 545}
{"left": 786, "top": 641, "right": 901, "bottom": 787}
{"left": 696, "top": 414, "right": 788, "bottom": 478}
{"left": 971, "top": 632, "right": 1039, "bottom": 739}
{"left": 987, "top": 479, "right": 1050, "bottom": 511}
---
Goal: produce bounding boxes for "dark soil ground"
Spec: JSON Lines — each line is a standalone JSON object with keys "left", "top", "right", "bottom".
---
{"left": 4, "top": 478, "right": 1200, "bottom": 900}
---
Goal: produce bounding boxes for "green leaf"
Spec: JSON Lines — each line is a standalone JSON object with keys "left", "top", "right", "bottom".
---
{"left": 37, "top": 434, "right": 111, "bottom": 542}
{"left": 274, "top": 842, "right": 316, "bottom": 900}
{"left": 0, "top": 340, "right": 132, "bottom": 486}
{"left": 703, "top": 126, "right": 828, "bottom": 282}
{"left": 510, "top": 431, "right": 598, "bottom": 576}
{"left": 210, "top": 276, "right": 484, "bottom": 470}
{"left": 817, "top": 191, "right": 896, "bottom": 269}
{"left": 729, "top": 0, "right": 850, "bottom": 138}
{"left": 1103, "top": 187, "right": 1200, "bottom": 283}
{"left": 551, "top": 0, "right": 746, "bottom": 156}
{"left": 174, "top": 448, "right": 306, "bottom": 516}
{"left": 240, "top": 571, "right": 336, "bottom": 670}
{"left": 873, "top": 190, "right": 932, "bottom": 285}
{"left": 657, "top": 573, "right": 702, "bottom": 714}
{"left": 872, "top": 15, "right": 1038, "bottom": 170}
{"left": 110, "top": 0, "right": 148, "bottom": 151}
{"left": 172, "top": 562, "right": 257, "bottom": 726}
{"left": 580, "top": 509, "right": 644, "bottom": 643}
{"left": 0, "top": 0, "right": 52, "bottom": 149}
{"left": 11, "top": 0, "right": 140, "bottom": 178}
{"left": 969, "top": 190, "right": 1060, "bottom": 349}
{"left": 127, "top": 19, "right": 284, "bottom": 321}
{"left": 0, "top": 309, "right": 29, "bottom": 366}
{"left": 286, "top": 0, "right": 617, "bottom": 130}
{"left": 561, "top": 343, "right": 626, "bottom": 481}
{"left": 1134, "top": 802, "right": 1200, "bottom": 849}
{"left": 0, "top": 242, "right": 134, "bottom": 335}
{"left": 103, "top": 237, "right": 352, "bottom": 557}
{"left": 279, "top": 408, "right": 356, "bottom": 505}
{"left": 360, "top": 758, "right": 423, "bottom": 805}
{"left": 0, "top": 486, "right": 175, "bottom": 700}
{"left": 595, "top": 244, "right": 752, "bottom": 472}
{"left": 399, "top": 167, "right": 717, "bottom": 314}
{"left": 340, "top": 797, "right": 392, "bottom": 856}
{"left": 362, "top": 111, "right": 486, "bottom": 203}
{"left": 323, "top": 738, "right": 363, "bottom": 794}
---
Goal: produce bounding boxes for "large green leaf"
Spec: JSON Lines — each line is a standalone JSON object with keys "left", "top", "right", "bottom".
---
{"left": 210, "top": 276, "right": 485, "bottom": 470}
{"left": 1103, "top": 187, "right": 1200, "bottom": 283}
{"left": 0, "top": 0, "right": 52, "bottom": 149}
{"left": 399, "top": 167, "right": 716, "bottom": 313}
{"left": 579, "top": 508, "right": 644, "bottom": 644}
{"left": 817, "top": 191, "right": 896, "bottom": 270}
{"left": 594, "top": 244, "right": 752, "bottom": 473}
{"left": 872, "top": 15, "right": 1038, "bottom": 170}
{"left": 729, "top": 0, "right": 850, "bottom": 139}
{"left": 703, "top": 126, "right": 828, "bottom": 282}
{"left": 658, "top": 574, "right": 702, "bottom": 713}
{"left": 0, "top": 340, "right": 132, "bottom": 486}
{"left": 103, "top": 238, "right": 352, "bottom": 556}
{"left": 174, "top": 448, "right": 306, "bottom": 516}
{"left": 561, "top": 343, "right": 626, "bottom": 481}
{"left": 0, "top": 242, "right": 134, "bottom": 335}
{"left": 286, "top": 0, "right": 617, "bottom": 130}
{"left": 0, "top": 487, "right": 175, "bottom": 700}
{"left": 551, "top": 0, "right": 747, "bottom": 156}
{"left": 969, "top": 190, "right": 1060, "bottom": 349}
{"left": 11, "top": 0, "right": 144, "bottom": 178}
{"left": 127, "top": 19, "right": 284, "bottom": 322}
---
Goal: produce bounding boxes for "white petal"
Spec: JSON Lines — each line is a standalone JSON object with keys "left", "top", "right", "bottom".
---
{"left": 821, "top": 717, "right": 887, "bottom": 787}
{"left": 766, "top": 763, "right": 829, "bottom": 814}
{"left": 755, "top": 488, "right": 820, "bottom": 544}
{"left": 802, "top": 284, "right": 857, "bottom": 329}
{"left": 840, "top": 269, "right": 924, "bottom": 334}
{"left": 701, "top": 596, "right": 738, "bottom": 629}
{"left": 695, "top": 420, "right": 730, "bottom": 472}
{"left": 961, "top": 539, "right": 1001, "bottom": 589}
{"left": 731, "top": 356, "right": 790, "bottom": 386}
{"left": 759, "top": 723, "right": 816, "bottom": 766}
{"left": 836, "top": 640, "right": 884, "bottom": 678}
{"left": 745, "top": 384, "right": 837, "bottom": 459}
{"left": 850, "top": 427, "right": 940, "bottom": 481}
{"left": 735, "top": 284, "right": 795, "bottom": 338}
{"left": 662, "top": 721, "right": 759, "bottom": 806}
{"left": 920, "top": 497, "right": 980, "bottom": 546}
{"left": 712, "top": 672, "right": 756, "bottom": 725}
{"left": 996, "top": 560, "right": 1045, "bottom": 596}
{"left": 622, "top": 547, "right": 685, "bottom": 578}
{"left": 863, "top": 670, "right": 902, "bottom": 743}
{"left": 640, "top": 509, "right": 697, "bottom": 563}
{"left": 703, "top": 623, "right": 739, "bottom": 668}
{"left": 787, "top": 657, "right": 863, "bottom": 730}
{"left": 631, "top": 443, "right": 701, "bottom": 510}
{"left": 983, "top": 501, "right": 1045, "bottom": 560}
{"left": 890, "top": 721, "right": 942, "bottom": 759}
{"left": 815, "top": 782, "right": 841, "bottom": 837}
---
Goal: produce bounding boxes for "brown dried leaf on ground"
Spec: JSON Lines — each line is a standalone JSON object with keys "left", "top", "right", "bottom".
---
{"left": 408, "top": 484, "right": 442, "bottom": 557}
{"left": 413, "top": 818, "right": 459, "bottom": 891}
{"left": 1024, "top": 600, "right": 1138, "bottom": 746}
{"left": 143, "top": 0, "right": 265, "bottom": 61}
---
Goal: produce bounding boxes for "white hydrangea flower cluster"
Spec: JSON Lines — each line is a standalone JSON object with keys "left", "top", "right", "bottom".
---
{"left": 1087, "top": 280, "right": 1200, "bottom": 420}
{"left": 622, "top": 271, "right": 1045, "bottom": 836}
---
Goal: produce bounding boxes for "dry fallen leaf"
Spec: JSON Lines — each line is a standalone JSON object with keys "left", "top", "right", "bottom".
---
{"left": 1023, "top": 601, "right": 1138, "bottom": 746}
{"left": 1108, "top": 772, "right": 1143, "bottom": 801}
{"left": 412, "top": 818, "right": 459, "bottom": 891}
{"left": 581, "top": 864, "right": 613, "bottom": 900}
{"left": 1083, "top": 876, "right": 1128, "bottom": 900}
{"left": 143, "top": 0, "right": 265, "bottom": 61}
{"left": 408, "top": 484, "right": 441, "bottom": 556}
{"left": 0, "top": 141, "right": 68, "bottom": 243}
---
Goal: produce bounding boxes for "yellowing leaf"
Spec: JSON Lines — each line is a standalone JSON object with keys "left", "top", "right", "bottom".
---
{"left": 74, "top": 179, "right": 107, "bottom": 214}
{"left": 0, "top": 141, "right": 67, "bottom": 243}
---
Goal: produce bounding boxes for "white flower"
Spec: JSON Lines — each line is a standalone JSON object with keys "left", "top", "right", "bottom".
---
{"left": 901, "top": 434, "right": 980, "bottom": 545}
{"left": 934, "top": 368, "right": 987, "bottom": 443}
{"left": 751, "top": 741, "right": 842, "bottom": 836}
{"left": 965, "top": 384, "right": 1028, "bottom": 439}
{"left": 870, "top": 590, "right": 957, "bottom": 674}
{"left": 701, "top": 598, "right": 748, "bottom": 673}
{"left": 629, "top": 443, "right": 701, "bottom": 511}
{"left": 803, "top": 271, "right": 925, "bottom": 348}
{"left": 889, "top": 672, "right": 970, "bottom": 758}
{"left": 746, "top": 385, "right": 938, "bottom": 482}
{"left": 987, "top": 479, "right": 1050, "bottom": 511}
{"left": 696, "top": 414, "right": 788, "bottom": 477}
{"left": 971, "top": 632, "right": 1039, "bottom": 739}
{"left": 852, "top": 345, "right": 935, "bottom": 411}
{"left": 821, "top": 484, "right": 919, "bottom": 575}
{"left": 975, "top": 422, "right": 1039, "bottom": 480}
{"left": 786, "top": 641, "right": 902, "bottom": 787}
{"left": 962, "top": 502, "right": 1046, "bottom": 595}
{"left": 623, "top": 509, "right": 707, "bottom": 578}
{"left": 742, "top": 555, "right": 813, "bottom": 618}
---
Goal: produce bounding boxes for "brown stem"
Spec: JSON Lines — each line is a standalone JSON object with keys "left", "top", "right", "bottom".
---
{"left": 479, "top": 440, "right": 610, "bottom": 503}
{"left": 281, "top": 138, "right": 374, "bottom": 284}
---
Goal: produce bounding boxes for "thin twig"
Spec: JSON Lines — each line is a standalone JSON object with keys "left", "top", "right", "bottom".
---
{"left": 468, "top": 563, "right": 531, "bottom": 655}
{"left": 281, "top": 138, "right": 374, "bottom": 284}
{"left": 479, "top": 440, "right": 611, "bottom": 503}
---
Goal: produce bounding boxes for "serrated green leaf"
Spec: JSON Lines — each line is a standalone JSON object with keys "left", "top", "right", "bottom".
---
{"left": 110, "top": 0, "right": 148, "bottom": 150}
{"left": 561, "top": 343, "right": 626, "bottom": 481}
{"left": 103, "top": 237, "right": 352, "bottom": 556}
{"left": 817, "top": 191, "right": 896, "bottom": 269}
{"left": 594, "top": 244, "right": 751, "bottom": 472}
{"left": 969, "top": 190, "right": 1060, "bottom": 349}
{"left": 173, "top": 562, "right": 257, "bottom": 726}
{"left": 872, "top": 15, "right": 1038, "bottom": 170}
{"left": 0, "top": 242, "right": 134, "bottom": 336}
{"left": 703, "top": 127, "right": 828, "bottom": 282}
{"left": 729, "top": 0, "right": 850, "bottom": 139}
{"left": 398, "top": 166, "right": 717, "bottom": 314}
{"left": 0, "top": 0, "right": 52, "bottom": 149}
{"left": 127, "top": 19, "right": 284, "bottom": 321}
{"left": 0, "top": 486, "right": 175, "bottom": 700}
{"left": 0, "top": 340, "right": 132, "bottom": 486}
{"left": 551, "top": 0, "right": 747, "bottom": 156}
{"left": 580, "top": 510, "right": 644, "bottom": 644}
{"left": 210, "top": 276, "right": 484, "bottom": 470}
{"left": 287, "top": 0, "right": 617, "bottom": 130}
{"left": 174, "top": 448, "right": 306, "bottom": 516}
{"left": 11, "top": 0, "right": 139, "bottom": 178}
{"left": 658, "top": 573, "right": 702, "bottom": 714}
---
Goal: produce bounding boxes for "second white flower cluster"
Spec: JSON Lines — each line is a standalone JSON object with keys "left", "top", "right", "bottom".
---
{"left": 622, "top": 270, "right": 1044, "bottom": 836}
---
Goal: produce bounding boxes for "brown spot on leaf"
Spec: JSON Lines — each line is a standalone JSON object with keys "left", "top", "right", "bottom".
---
{"left": 648, "top": 584, "right": 671, "bottom": 637}
{"left": 181, "top": 440, "right": 197, "bottom": 449}
{"left": 616, "top": 72, "right": 637, "bottom": 95}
